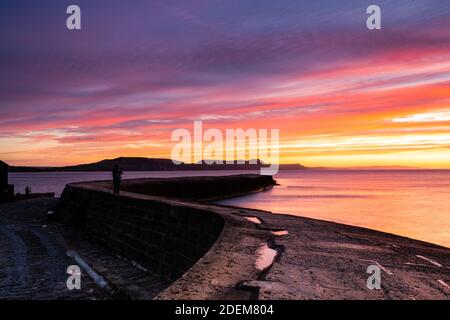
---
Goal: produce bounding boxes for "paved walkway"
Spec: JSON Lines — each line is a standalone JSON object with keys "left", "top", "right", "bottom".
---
{"left": 0, "top": 199, "right": 103, "bottom": 299}
{"left": 0, "top": 198, "right": 168, "bottom": 299}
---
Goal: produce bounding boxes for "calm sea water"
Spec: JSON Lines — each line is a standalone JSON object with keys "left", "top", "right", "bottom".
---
{"left": 9, "top": 170, "right": 450, "bottom": 248}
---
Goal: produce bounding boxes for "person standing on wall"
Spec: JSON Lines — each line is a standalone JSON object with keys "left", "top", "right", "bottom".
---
{"left": 112, "top": 164, "right": 123, "bottom": 195}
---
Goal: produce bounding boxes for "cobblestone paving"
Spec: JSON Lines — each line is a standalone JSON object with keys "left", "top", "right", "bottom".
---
{"left": 0, "top": 199, "right": 103, "bottom": 299}
{"left": 0, "top": 198, "right": 168, "bottom": 300}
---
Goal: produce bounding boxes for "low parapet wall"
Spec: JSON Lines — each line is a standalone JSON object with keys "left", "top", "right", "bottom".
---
{"left": 89, "top": 174, "right": 276, "bottom": 201}
{"left": 58, "top": 175, "right": 276, "bottom": 292}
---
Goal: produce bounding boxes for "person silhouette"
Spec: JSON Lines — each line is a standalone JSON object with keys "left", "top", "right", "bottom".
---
{"left": 25, "top": 186, "right": 31, "bottom": 197}
{"left": 112, "top": 165, "right": 123, "bottom": 194}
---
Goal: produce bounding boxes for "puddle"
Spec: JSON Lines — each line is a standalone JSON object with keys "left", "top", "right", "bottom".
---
{"left": 271, "top": 230, "right": 289, "bottom": 236}
{"left": 416, "top": 255, "right": 442, "bottom": 267}
{"left": 245, "top": 216, "right": 262, "bottom": 224}
{"left": 255, "top": 243, "right": 277, "bottom": 271}
{"left": 437, "top": 280, "right": 450, "bottom": 290}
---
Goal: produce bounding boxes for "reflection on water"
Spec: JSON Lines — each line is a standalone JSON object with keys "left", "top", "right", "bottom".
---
{"left": 218, "top": 170, "right": 450, "bottom": 248}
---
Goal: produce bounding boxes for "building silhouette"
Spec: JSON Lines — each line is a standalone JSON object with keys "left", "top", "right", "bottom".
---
{"left": 0, "top": 160, "right": 14, "bottom": 202}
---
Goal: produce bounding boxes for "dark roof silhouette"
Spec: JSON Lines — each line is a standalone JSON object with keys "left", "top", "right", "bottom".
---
{"left": 0, "top": 160, "right": 8, "bottom": 168}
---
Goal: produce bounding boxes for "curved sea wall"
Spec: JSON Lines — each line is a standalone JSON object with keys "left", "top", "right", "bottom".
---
{"left": 58, "top": 175, "right": 277, "bottom": 289}
{"left": 89, "top": 174, "right": 276, "bottom": 201}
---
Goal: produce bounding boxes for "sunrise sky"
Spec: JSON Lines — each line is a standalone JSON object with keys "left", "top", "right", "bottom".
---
{"left": 1, "top": 0, "right": 450, "bottom": 168}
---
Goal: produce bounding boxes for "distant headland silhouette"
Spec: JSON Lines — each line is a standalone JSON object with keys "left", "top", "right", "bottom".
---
{"left": 8, "top": 157, "right": 306, "bottom": 172}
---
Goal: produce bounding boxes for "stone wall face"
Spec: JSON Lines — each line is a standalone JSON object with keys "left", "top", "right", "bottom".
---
{"left": 121, "top": 174, "right": 276, "bottom": 201}
{"left": 59, "top": 185, "right": 224, "bottom": 282}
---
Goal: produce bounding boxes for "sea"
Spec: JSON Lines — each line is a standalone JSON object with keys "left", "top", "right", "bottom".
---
{"left": 8, "top": 169, "right": 450, "bottom": 248}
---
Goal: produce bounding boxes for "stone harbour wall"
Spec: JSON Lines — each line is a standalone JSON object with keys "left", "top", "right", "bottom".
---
{"left": 58, "top": 186, "right": 224, "bottom": 281}
{"left": 120, "top": 174, "right": 276, "bottom": 201}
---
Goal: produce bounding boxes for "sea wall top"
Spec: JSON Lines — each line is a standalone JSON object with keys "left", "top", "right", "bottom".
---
{"left": 121, "top": 174, "right": 276, "bottom": 201}
{"left": 83, "top": 174, "right": 275, "bottom": 201}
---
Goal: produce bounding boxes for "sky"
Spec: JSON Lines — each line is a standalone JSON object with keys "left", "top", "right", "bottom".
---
{"left": 1, "top": 0, "right": 450, "bottom": 168}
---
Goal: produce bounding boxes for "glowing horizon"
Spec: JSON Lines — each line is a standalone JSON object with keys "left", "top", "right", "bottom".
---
{"left": 1, "top": 1, "right": 450, "bottom": 168}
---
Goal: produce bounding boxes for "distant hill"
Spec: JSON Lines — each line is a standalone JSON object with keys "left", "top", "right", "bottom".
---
{"left": 278, "top": 164, "right": 307, "bottom": 170}
{"left": 8, "top": 157, "right": 307, "bottom": 172}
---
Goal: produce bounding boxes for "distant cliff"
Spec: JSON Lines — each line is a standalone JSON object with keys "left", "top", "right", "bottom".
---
{"left": 9, "top": 157, "right": 306, "bottom": 172}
